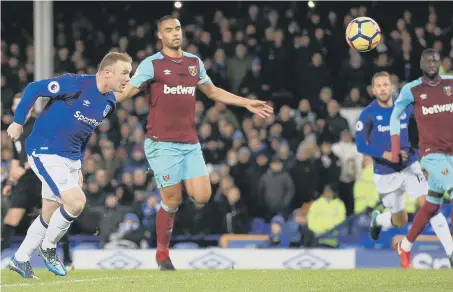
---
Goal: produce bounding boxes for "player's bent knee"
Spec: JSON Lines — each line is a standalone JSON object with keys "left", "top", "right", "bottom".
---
{"left": 192, "top": 190, "right": 212, "bottom": 205}
{"left": 60, "top": 186, "right": 86, "bottom": 216}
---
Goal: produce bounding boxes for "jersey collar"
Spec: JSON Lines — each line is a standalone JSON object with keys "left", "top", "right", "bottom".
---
{"left": 421, "top": 75, "right": 442, "bottom": 87}
{"left": 161, "top": 50, "right": 184, "bottom": 63}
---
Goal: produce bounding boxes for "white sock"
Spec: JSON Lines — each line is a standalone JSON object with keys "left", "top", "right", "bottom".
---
{"left": 401, "top": 237, "right": 413, "bottom": 252}
{"left": 41, "top": 207, "right": 76, "bottom": 250}
{"left": 376, "top": 212, "right": 393, "bottom": 228}
{"left": 430, "top": 212, "right": 453, "bottom": 256}
{"left": 15, "top": 215, "right": 48, "bottom": 262}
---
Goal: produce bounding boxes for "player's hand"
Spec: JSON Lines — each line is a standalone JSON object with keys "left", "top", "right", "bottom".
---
{"left": 78, "top": 170, "right": 83, "bottom": 187}
{"left": 382, "top": 151, "right": 393, "bottom": 162}
{"left": 400, "top": 150, "right": 408, "bottom": 161}
{"left": 2, "top": 184, "right": 12, "bottom": 196}
{"left": 10, "top": 166, "right": 26, "bottom": 181}
{"left": 245, "top": 100, "right": 273, "bottom": 118}
{"left": 7, "top": 122, "right": 23, "bottom": 142}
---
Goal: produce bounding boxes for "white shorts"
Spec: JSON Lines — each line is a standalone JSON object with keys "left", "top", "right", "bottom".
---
{"left": 373, "top": 161, "right": 428, "bottom": 213}
{"left": 28, "top": 152, "right": 81, "bottom": 203}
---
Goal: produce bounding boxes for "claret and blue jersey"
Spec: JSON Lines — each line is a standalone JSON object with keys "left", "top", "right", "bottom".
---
{"left": 355, "top": 99, "right": 418, "bottom": 175}
{"left": 13, "top": 74, "right": 116, "bottom": 162}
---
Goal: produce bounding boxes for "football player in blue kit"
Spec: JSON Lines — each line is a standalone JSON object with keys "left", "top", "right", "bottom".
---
{"left": 6, "top": 52, "right": 132, "bottom": 279}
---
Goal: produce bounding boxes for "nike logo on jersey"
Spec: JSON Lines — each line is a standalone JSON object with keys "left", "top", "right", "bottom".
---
{"left": 422, "top": 103, "right": 453, "bottom": 115}
{"left": 74, "top": 111, "right": 101, "bottom": 127}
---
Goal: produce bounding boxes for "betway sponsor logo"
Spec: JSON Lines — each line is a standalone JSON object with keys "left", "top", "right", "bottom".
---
{"left": 163, "top": 84, "right": 196, "bottom": 96}
{"left": 378, "top": 123, "right": 407, "bottom": 132}
{"left": 422, "top": 103, "right": 453, "bottom": 115}
{"left": 74, "top": 111, "right": 101, "bottom": 127}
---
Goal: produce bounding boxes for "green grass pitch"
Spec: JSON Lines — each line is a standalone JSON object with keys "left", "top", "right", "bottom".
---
{"left": 1, "top": 269, "right": 452, "bottom": 292}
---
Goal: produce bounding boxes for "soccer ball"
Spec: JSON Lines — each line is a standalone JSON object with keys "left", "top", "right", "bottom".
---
{"left": 345, "top": 17, "right": 381, "bottom": 52}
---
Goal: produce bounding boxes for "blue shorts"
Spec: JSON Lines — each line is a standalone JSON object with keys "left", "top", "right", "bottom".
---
{"left": 421, "top": 153, "right": 453, "bottom": 198}
{"left": 144, "top": 138, "right": 208, "bottom": 189}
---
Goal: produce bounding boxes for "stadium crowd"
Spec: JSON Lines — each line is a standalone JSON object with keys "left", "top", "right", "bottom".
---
{"left": 2, "top": 2, "right": 453, "bottom": 248}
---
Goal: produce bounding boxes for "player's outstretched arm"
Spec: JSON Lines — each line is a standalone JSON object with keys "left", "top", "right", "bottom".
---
{"left": 114, "top": 83, "right": 141, "bottom": 103}
{"left": 198, "top": 82, "right": 273, "bottom": 118}
{"left": 115, "top": 56, "right": 155, "bottom": 103}
{"left": 7, "top": 74, "right": 78, "bottom": 140}
{"left": 390, "top": 85, "right": 414, "bottom": 163}
{"left": 355, "top": 111, "right": 387, "bottom": 159}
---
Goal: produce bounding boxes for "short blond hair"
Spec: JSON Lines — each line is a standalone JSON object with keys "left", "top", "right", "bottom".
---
{"left": 98, "top": 52, "right": 132, "bottom": 71}
{"left": 371, "top": 71, "right": 391, "bottom": 86}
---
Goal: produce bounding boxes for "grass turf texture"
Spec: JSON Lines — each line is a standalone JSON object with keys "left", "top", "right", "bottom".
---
{"left": 1, "top": 269, "right": 452, "bottom": 292}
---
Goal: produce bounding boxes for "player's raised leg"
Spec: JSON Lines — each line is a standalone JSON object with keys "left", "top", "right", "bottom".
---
{"left": 397, "top": 154, "right": 453, "bottom": 268}
{"left": 32, "top": 154, "right": 84, "bottom": 276}
{"left": 182, "top": 143, "right": 212, "bottom": 208}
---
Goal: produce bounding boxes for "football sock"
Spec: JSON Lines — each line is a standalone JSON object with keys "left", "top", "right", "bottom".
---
{"left": 375, "top": 211, "right": 393, "bottom": 228}
{"left": 156, "top": 202, "right": 177, "bottom": 261}
{"left": 430, "top": 212, "right": 453, "bottom": 256}
{"left": 1, "top": 223, "right": 16, "bottom": 251}
{"left": 41, "top": 207, "right": 77, "bottom": 250}
{"left": 15, "top": 215, "right": 48, "bottom": 262}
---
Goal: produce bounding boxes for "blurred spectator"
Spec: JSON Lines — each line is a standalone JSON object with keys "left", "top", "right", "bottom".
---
{"left": 288, "top": 208, "right": 317, "bottom": 248}
{"left": 258, "top": 157, "right": 294, "bottom": 221}
{"left": 103, "top": 213, "right": 148, "bottom": 249}
{"left": 353, "top": 156, "right": 379, "bottom": 214}
{"left": 325, "top": 100, "right": 350, "bottom": 142}
{"left": 214, "top": 187, "right": 248, "bottom": 234}
{"left": 332, "top": 130, "right": 363, "bottom": 216}
{"left": 317, "top": 141, "right": 341, "bottom": 193}
{"left": 290, "top": 145, "right": 319, "bottom": 210}
{"left": 307, "top": 185, "right": 346, "bottom": 235}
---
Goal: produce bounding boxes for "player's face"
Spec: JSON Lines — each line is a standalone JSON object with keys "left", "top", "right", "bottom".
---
{"left": 421, "top": 52, "right": 440, "bottom": 79}
{"left": 158, "top": 19, "right": 183, "bottom": 50}
{"left": 106, "top": 61, "right": 132, "bottom": 93}
{"left": 372, "top": 76, "right": 394, "bottom": 104}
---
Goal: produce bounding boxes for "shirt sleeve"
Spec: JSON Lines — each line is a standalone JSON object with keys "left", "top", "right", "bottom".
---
{"left": 13, "top": 74, "right": 79, "bottom": 125}
{"left": 390, "top": 84, "right": 414, "bottom": 136}
{"left": 130, "top": 57, "right": 155, "bottom": 89}
{"left": 197, "top": 57, "right": 211, "bottom": 85}
{"left": 355, "top": 110, "right": 385, "bottom": 158}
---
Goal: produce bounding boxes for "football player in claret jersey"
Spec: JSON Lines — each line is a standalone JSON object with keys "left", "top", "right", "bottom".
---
{"left": 356, "top": 71, "right": 453, "bottom": 269}
{"left": 7, "top": 52, "right": 132, "bottom": 278}
{"left": 116, "top": 15, "right": 273, "bottom": 270}
{"left": 390, "top": 49, "right": 453, "bottom": 268}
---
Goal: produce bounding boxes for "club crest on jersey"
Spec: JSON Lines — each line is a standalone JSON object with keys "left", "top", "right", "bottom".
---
{"left": 162, "top": 174, "right": 170, "bottom": 182}
{"left": 443, "top": 86, "right": 452, "bottom": 96}
{"left": 188, "top": 66, "right": 197, "bottom": 77}
{"left": 103, "top": 104, "right": 112, "bottom": 118}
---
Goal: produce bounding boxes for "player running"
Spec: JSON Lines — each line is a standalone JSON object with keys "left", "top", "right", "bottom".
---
{"left": 116, "top": 15, "right": 273, "bottom": 270}
{"left": 6, "top": 52, "right": 132, "bottom": 278}
{"left": 390, "top": 49, "right": 453, "bottom": 269}
{"left": 2, "top": 96, "right": 74, "bottom": 270}
{"left": 355, "top": 71, "right": 453, "bottom": 268}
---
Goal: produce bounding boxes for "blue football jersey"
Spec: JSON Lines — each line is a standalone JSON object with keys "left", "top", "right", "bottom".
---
{"left": 355, "top": 99, "right": 418, "bottom": 174}
{"left": 13, "top": 74, "right": 116, "bottom": 161}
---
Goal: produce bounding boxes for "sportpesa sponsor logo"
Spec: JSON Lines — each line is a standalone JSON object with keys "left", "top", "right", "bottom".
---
{"left": 74, "top": 111, "right": 101, "bottom": 127}
{"left": 422, "top": 103, "right": 453, "bottom": 115}
{"left": 377, "top": 123, "right": 407, "bottom": 132}
{"left": 163, "top": 84, "right": 196, "bottom": 96}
